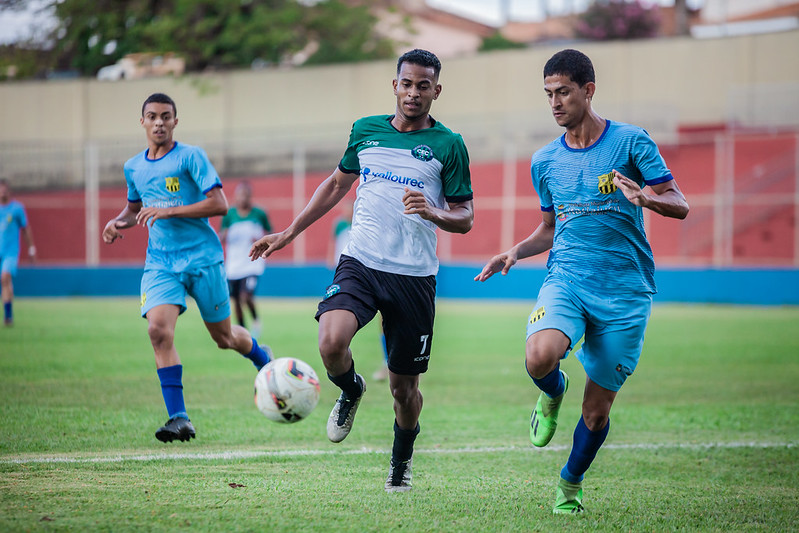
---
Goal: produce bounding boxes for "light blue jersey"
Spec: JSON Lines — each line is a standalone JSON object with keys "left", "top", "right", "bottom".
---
{"left": 0, "top": 200, "right": 27, "bottom": 258}
{"left": 531, "top": 120, "right": 673, "bottom": 294}
{"left": 124, "top": 142, "right": 224, "bottom": 272}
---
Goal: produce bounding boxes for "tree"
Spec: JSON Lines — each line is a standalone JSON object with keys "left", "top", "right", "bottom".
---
{"left": 13, "top": 0, "right": 395, "bottom": 77}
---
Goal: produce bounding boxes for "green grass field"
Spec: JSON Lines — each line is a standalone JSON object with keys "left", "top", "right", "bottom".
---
{"left": 1, "top": 298, "right": 798, "bottom": 532}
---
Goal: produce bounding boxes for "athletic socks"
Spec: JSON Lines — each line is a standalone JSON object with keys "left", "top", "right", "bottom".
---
{"left": 243, "top": 337, "right": 271, "bottom": 370}
{"left": 157, "top": 364, "right": 188, "bottom": 420}
{"left": 561, "top": 415, "right": 610, "bottom": 483}
{"left": 328, "top": 361, "right": 363, "bottom": 399}
{"left": 3, "top": 301, "right": 11, "bottom": 322}
{"left": 392, "top": 420, "right": 420, "bottom": 465}
{"left": 531, "top": 363, "right": 566, "bottom": 398}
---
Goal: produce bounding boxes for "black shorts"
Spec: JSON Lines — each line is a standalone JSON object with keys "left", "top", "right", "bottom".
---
{"left": 228, "top": 276, "right": 258, "bottom": 299}
{"left": 315, "top": 255, "right": 436, "bottom": 375}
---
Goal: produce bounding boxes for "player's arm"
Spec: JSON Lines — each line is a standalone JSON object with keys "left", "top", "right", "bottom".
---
{"left": 402, "top": 189, "right": 474, "bottom": 234}
{"left": 475, "top": 210, "right": 556, "bottom": 282}
{"left": 102, "top": 201, "right": 142, "bottom": 244}
{"left": 22, "top": 223, "right": 36, "bottom": 262}
{"left": 136, "top": 186, "right": 228, "bottom": 227}
{"left": 250, "top": 168, "right": 358, "bottom": 260}
{"left": 613, "top": 171, "right": 689, "bottom": 219}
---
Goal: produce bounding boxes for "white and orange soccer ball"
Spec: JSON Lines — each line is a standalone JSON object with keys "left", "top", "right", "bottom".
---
{"left": 254, "top": 357, "right": 321, "bottom": 423}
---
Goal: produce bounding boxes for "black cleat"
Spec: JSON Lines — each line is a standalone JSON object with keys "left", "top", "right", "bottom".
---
{"left": 155, "top": 417, "right": 196, "bottom": 443}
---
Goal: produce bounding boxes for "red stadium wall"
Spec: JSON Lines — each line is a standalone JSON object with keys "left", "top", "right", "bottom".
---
{"left": 14, "top": 131, "right": 798, "bottom": 268}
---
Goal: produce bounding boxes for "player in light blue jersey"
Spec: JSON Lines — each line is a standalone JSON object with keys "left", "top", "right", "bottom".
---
{"left": 476, "top": 49, "right": 689, "bottom": 514}
{"left": 0, "top": 179, "right": 36, "bottom": 326}
{"left": 102, "top": 93, "right": 272, "bottom": 443}
{"left": 250, "top": 49, "right": 474, "bottom": 492}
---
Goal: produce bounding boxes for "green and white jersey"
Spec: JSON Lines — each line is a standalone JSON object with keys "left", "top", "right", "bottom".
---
{"left": 220, "top": 206, "right": 271, "bottom": 280}
{"left": 338, "top": 114, "right": 472, "bottom": 276}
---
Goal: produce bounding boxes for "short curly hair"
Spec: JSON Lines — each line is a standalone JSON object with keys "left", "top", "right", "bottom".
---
{"left": 397, "top": 49, "right": 441, "bottom": 78}
{"left": 543, "top": 49, "right": 595, "bottom": 87}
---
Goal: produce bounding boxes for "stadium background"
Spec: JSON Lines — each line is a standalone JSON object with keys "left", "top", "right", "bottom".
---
{"left": 1, "top": 30, "right": 798, "bottom": 304}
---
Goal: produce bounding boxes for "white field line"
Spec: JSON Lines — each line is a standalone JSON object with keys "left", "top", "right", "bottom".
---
{"left": 1, "top": 441, "right": 794, "bottom": 465}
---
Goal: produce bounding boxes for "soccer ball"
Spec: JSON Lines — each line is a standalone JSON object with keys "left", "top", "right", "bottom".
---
{"left": 254, "top": 357, "right": 321, "bottom": 423}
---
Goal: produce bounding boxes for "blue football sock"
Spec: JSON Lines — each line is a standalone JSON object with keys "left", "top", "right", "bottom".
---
{"left": 157, "top": 364, "right": 187, "bottom": 420}
{"left": 3, "top": 302, "right": 11, "bottom": 321}
{"left": 530, "top": 362, "right": 565, "bottom": 398}
{"left": 244, "top": 337, "right": 271, "bottom": 370}
{"left": 561, "top": 415, "right": 610, "bottom": 483}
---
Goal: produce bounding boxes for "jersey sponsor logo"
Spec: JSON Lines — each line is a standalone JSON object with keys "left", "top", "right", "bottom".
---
{"left": 360, "top": 167, "right": 425, "bottom": 189}
{"left": 324, "top": 284, "right": 341, "bottom": 300}
{"left": 556, "top": 205, "right": 567, "bottom": 221}
{"left": 597, "top": 172, "right": 617, "bottom": 195}
{"left": 414, "top": 355, "right": 430, "bottom": 362}
{"left": 362, "top": 140, "right": 379, "bottom": 147}
{"left": 411, "top": 144, "right": 434, "bottom": 162}
{"left": 165, "top": 177, "right": 180, "bottom": 193}
{"left": 529, "top": 306, "right": 545, "bottom": 324}
{"left": 140, "top": 292, "right": 147, "bottom": 308}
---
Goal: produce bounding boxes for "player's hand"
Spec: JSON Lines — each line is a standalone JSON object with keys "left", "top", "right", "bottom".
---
{"left": 136, "top": 207, "right": 168, "bottom": 227}
{"left": 613, "top": 170, "right": 649, "bottom": 208}
{"left": 474, "top": 251, "right": 518, "bottom": 282}
{"left": 402, "top": 187, "right": 433, "bottom": 220}
{"left": 102, "top": 220, "right": 126, "bottom": 244}
{"left": 249, "top": 232, "right": 287, "bottom": 260}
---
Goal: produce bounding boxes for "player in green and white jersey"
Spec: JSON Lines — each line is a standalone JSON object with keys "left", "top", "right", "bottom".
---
{"left": 250, "top": 49, "right": 473, "bottom": 492}
{"left": 219, "top": 181, "right": 272, "bottom": 339}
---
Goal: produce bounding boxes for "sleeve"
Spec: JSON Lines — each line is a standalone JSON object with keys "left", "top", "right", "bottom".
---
{"left": 258, "top": 208, "right": 272, "bottom": 232}
{"left": 188, "top": 146, "right": 222, "bottom": 194}
{"left": 338, "top": 122, "right": 362, "bottom": 175}
{"left": 442, "top": 134, "right": 473, "bottom": 203}
{"left": 124, "top": 164, "right": 141, "bottom": 204}
{"left": 16, "top": 203, "right": 28, "bottom": 229}
{"left": 530, "top": 157, "right": 553, "bottom": 212}
{"left": 634, "top": 130, "right": 673, "bottom": 186}
{"left": 220, "top": 210, "right": 232, "bottom": 230}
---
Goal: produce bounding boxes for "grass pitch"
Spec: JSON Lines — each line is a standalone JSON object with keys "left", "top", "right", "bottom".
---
{"left": 1, "top": 298, "right": 798, "bottom": 532}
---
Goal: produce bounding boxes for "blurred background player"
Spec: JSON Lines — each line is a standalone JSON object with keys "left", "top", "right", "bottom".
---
{"left": 330, "top": 201, "right": 390, "bottom": 382}
{"left": 219, "top": 181, "right": 272, "bottom": 340}
{"left": 0, "top": 179, "right": 36, "bottom": 326}
{"left": 251, "top": 49, "right": 473, "bottom": 492}
{"left": 476, "top": 49, "right": 688, "bottom": 514}
{"left": 102, "top": 92, "right": 272, "bottom": 443}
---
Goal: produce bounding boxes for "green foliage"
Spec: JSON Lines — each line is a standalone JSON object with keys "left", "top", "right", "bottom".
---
{"left": 1, "top": 299, "right": 798, "bottom": 531}
{"left": 479, "top": 31, "right": 526, "bottom": 53}
{"left": 35, "top": 0, "right": 395, "bottom": 77}
{"left": 574, "top": 0, "right": 661, "bottom": 41}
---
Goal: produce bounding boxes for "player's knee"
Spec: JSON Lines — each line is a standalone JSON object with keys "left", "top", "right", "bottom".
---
{"left": 390, "top": 381, "right": 420, "bottom": 407}
{"left": 210, "top": 329, "right": 235, "bottom": 349}
{"left": 318, "top": 332, "right": 349, "bottom": 364}
{"left": 582, "top": 408, "right": 610, "bottom": 432}
{"left": 147, "top": 322, "right": 175, "bottom": 351}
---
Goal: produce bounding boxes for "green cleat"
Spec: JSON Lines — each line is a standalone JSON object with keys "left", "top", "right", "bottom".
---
{"left": 553, "top": 476, "right": 584, "bottom": 515}
{"left": 529, "top": 370, "right": 569, "bottom": 447}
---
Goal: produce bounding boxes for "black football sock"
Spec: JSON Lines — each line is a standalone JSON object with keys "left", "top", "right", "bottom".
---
{"left": 391, "top": 420, "right": 420, "bottom": 465}
{"left": 328, "top": 361, "right": 362, "bottom": 399}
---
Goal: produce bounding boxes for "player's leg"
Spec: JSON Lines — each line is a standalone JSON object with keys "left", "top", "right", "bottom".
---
{"left": 385, "top": 372, "right": 422, "bottom": 493}
{"left": 315, "top": 256, "right": 379, "bottom": 443}
{"left": 195, "top": 265, "right": 271, "bottom": 370}
{"left": 380, "top": 271, "right": 435, "bottom": 492}
{"left": 1, "top": 256, "right": 18, "bottom": 325}
{"left": 243, "top": 276, "right": 261, "bottom": 339}
{"left": 228, "top": 279, "right": 246, "bottom": 327}
{"left": 525, "top": 279, "right": 585, "bottom": 448}
{"left": 319, "top": 308, "right": 364, "bottom": 442}
{"left": 553, "top": 291, "right": 651, "bottom": 514}
{"left": 146, "top": 303, "right": 196, "bottom": 443}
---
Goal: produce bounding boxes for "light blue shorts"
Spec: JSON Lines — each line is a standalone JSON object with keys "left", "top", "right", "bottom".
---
{"left": 140, "top": 262, "right": 231, "bottom": 323}
{"left": 0, "top": 255, "right": 18, "bottom": 276}
{"left": 526, "top": 275, "right": 653, "bottom": 392}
